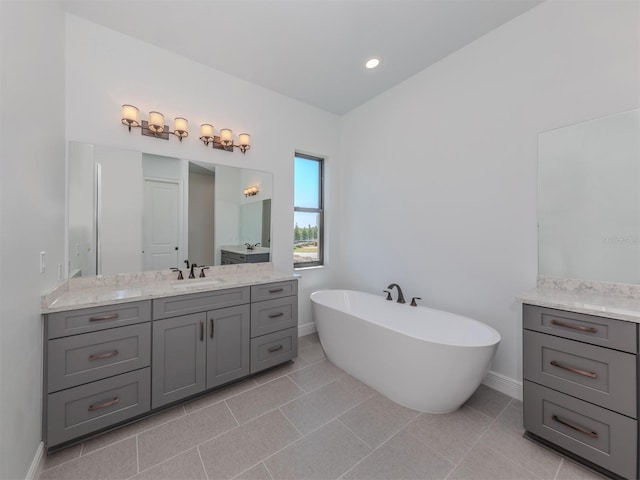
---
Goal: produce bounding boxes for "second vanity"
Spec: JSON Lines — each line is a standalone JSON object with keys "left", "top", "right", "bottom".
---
{"left": 42, "top": 266, "right": 298, "bottom": 448}
{"left": 519, "top": 282, "right": 640, "bottom": 480}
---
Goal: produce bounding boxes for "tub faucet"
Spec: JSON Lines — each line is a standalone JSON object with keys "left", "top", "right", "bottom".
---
{"left": 387, "top": 283, "right": 406, "bottom": 304}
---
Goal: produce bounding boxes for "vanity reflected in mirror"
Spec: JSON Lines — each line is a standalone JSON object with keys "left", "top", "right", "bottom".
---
{"left": 68, "top": 142, "right": 272, "bottom": 277}
{"left": 538, "top": 109, "right": 639, "bottom": 284}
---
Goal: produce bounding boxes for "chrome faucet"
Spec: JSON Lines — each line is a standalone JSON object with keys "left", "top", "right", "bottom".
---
{"left": 387, "top": 283, "right": 406, "bottom": 304}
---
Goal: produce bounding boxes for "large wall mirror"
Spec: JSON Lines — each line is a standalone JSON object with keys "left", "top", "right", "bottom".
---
{"left": 68, "top": 142, "right": 273, "bottom": 277}
{"left": 538, "top": 109, "right": 639, "bottom": 284}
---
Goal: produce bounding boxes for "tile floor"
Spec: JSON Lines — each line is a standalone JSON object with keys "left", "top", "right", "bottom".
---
{"left": 39, "top": 334, "right": 604, "bottom": 480}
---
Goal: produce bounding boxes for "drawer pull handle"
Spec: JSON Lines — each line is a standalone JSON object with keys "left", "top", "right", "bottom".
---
{"left": 89, "top": 313, "right": 120, "bottom": 322}
{"left": 268, "top": 312, "right": 284, "bottom": 319}
{"left": 268, "top": 345, "right": 283, "bottom": 353}
{"left": 210, "top": 318, "right": 214, "bottom": 338}
{"left": 89, "top": 350, "right": 119, "bottom": 361}
{"left": 551, "top": 415, "right": 598, "bottom": 439}
{"left": 268, "top": 288, "right": 284, "bottom": 294}
{"left": 88, "top": 397, "right": 120, "bottom": 412}
{"left": 200, "top": 321, "right": 204, "bottom": 342}
{"left": 550, "top": 360, "right": 597, "bottom": 379}
{"left": 550, "top": 319, "right": 597, "bottom": 333}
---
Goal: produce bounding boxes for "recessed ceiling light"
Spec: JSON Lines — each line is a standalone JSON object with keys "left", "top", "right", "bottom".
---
{"left": 365, "top": 58, "right": 380, "bottom": 69}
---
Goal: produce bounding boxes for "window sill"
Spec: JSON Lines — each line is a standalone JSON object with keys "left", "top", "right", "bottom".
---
{"left": 294, "top": 265, "right": 325, "bottom": 271}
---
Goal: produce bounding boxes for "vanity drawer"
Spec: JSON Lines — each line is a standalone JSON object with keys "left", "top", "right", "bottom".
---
{"left": 47, "top": 301, "right": 151, "bottom": 339}
{"left": 153, "top": 287, "right": 250, "bottom": 320}
{"left": 47, "top": 368, "right": 150, "bottom": 446}
{"left": 523, "top": 330, "right": 636, "bottom": 417}
{"left": 251, "top": 281, "right": 298, "bottom": 302}
{"left": 524, "top": 380, "right": 637, "bottom": 480}
{"left": 250, "top": 327, "right": 298, "bottom": 373}
{"left": 48, "top": 323, "right": 151, "bottom": 393}
{"left": 251, "top": 297, "right": 298, "bottom": 338}
{"left": 523, "top": 304, "right": 637, "bottom": 353}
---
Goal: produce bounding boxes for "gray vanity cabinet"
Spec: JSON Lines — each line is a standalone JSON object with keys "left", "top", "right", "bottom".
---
{"left": 151, "top": 313, "right": 207, "bottom": 409}
{"left": 44, "top": 279, "right": 297, "bottom": 448}
{"left": 44, "top": 301, "right": 152, "bottom": 447}
{"left": 151, "top": 289, "right": 251, "bottom": 408}
{"left": 522, "top": 304, "right": 639, "bottom": 479}
{"left": 206, "top": 305, "right": 251, "bottom": 389}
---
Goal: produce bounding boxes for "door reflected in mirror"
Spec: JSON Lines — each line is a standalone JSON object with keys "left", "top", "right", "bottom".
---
{"left": 68, "top": 142, "right": 273, "bottom": 277}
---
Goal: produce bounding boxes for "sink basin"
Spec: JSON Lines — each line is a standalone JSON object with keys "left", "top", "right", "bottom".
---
{"left": 170, "top": 278, "right": 225, "bottom": 289}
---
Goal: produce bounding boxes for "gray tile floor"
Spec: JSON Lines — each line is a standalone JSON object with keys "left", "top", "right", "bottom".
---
{"left": 39, "top": 334, "right": 604, "bottom": 480}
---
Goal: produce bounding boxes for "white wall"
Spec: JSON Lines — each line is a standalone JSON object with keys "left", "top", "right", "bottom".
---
{"left": 65, "top": 14, "right": 341, "bottom": 329}
{"left": 0, "top": 1, "right": 66, "bottom": 478}
{"left": 338, "top": 0, "right": 639, "bottom": 384}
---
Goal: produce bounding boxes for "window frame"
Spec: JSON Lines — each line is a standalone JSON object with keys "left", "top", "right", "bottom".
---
{"left": 293, "top": 153, "right": 324, "bottom": 268}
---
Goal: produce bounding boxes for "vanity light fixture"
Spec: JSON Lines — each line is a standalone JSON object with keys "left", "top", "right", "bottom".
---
{"left": 199, "top": 125, "right": 251, "bottom": 154}
{"left": 244, "top": 186, "right": 259, "bottom": 197}
{"left": 121, "top": 105, "right": 189, "bottom": 141}
{"left": 121, "top": 105, "right": 249, "bottom": 152}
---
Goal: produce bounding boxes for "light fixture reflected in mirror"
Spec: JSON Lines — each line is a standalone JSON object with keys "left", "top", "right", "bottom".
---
{"left": 244, "top": 186, "right": 259, "bottom": 197}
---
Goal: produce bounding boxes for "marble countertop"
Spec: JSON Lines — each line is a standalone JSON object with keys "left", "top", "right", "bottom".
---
{"left": 517, "top": 287, "right": 640, "bottom": 323}
{"left": 220, "top": 245, "right": 270, "bottom": 255}
{"left": 42, "top": 264, "right": 298, "bottom": 314}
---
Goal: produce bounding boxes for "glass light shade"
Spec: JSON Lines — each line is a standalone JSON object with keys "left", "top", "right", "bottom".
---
{"left": 238, "top": 133, "right": 250, "bottom": 147}
{"left": 220, "top": 129, "right": 233, "bottom": 145}
{"left": 121, "top": 104, "right": 140, "bottom": 127}
{"left": 173, "top": 117, "right": 189, "bottom": 137}
{"left": 200, "top": 124, "right": 214, "bottom": 138}
{"left": 148, "top": 111, "right": 165, "bottom": 133}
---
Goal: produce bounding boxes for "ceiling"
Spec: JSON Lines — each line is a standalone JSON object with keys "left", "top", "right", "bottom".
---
{"left": 62, "top": 0, "right": 543, "bottom": 115}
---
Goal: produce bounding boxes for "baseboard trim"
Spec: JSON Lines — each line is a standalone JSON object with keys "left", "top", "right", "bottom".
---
{"left": 25, "top": 441, "right": 44, "bottom": 480}
{"left": 298, "top": 322, "right": 317, "bottom": 337}
{"left": 482, "top": 370, "right": 523, "bottom": 400}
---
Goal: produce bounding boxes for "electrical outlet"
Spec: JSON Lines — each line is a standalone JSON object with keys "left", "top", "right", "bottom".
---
{"left": 40, "top": 251, "right": 47, "bottom": 273}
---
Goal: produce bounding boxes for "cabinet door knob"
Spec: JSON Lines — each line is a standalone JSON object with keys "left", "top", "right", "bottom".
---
{"left": 210, "top": 318, "right": 214, "bottom": 338}
{"left": 200, "top": 321, "right": 204, "bottom": 341}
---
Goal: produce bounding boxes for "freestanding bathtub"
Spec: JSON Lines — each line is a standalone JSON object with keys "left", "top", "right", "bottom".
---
{"left": 310, "top": 289, "right": 501, "bottom": 413}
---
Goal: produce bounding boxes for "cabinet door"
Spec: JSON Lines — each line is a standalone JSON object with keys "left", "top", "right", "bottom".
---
{"left": 152, "top": 313, "right": 206, "bottom": 408}
{"left": 207, "top": 305, "right": 250, "bottom": 389}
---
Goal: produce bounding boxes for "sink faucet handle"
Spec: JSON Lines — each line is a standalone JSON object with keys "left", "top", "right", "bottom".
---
{"left": 171, "top": 268, "right": 184, "bottom": 280}
{"left": 410, "top": 297, "right": 422, "bottom": 307}
{"left": 383, "top": 290, "right": 392, "bottom": 301}
{"left": 184, "top": 259, "right": 190, "bottom": 269}
{"left": 199, "top": 266, "right": 210, "bottom": 278}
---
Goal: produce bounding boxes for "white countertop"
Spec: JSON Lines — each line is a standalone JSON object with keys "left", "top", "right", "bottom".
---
{"left": 220, "top": 245, "right": 271, "bottom": 255}
{"left": 517, "top": 288, "right": 640, "bottom": 323}
{"left": 42, "top": 264, "right": 298, "bottom": 314}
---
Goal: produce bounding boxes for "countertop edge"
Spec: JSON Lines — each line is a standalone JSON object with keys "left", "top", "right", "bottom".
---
{"left": 42, "top": 272, "right": 300, "bottom": 315}
{"left": 517, "top": 291, "right": 640, "bottom": 323}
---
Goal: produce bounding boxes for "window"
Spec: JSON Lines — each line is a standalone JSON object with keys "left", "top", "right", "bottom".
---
{"left": 294, "top": 153, "right": 324, "bottom": 267}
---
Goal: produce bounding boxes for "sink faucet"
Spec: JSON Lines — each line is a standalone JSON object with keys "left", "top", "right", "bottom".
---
{"left": 245, "top": 243, "right": 254, "bottom": 250}
{"left": 387, "top": 283, "right": 406, "bottom": 304}
{"left": 189, "top": 263, "right": 198, "bottom": 279}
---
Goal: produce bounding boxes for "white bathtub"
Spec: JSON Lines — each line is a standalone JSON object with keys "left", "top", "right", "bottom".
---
{"left": 310, "top": 289, "right": 501, "bottom": 413}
